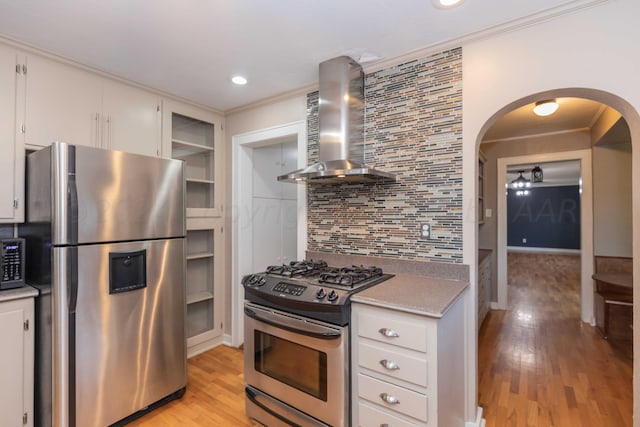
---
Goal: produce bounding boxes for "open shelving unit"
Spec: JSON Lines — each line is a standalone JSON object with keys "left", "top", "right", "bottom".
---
{"left": 163, "top": 101, "right": 224, "bottom": 357}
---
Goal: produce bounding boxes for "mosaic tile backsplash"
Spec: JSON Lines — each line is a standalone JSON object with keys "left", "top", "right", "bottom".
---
{"left": 306, "top": 48, "right": 463, "bottom": 262}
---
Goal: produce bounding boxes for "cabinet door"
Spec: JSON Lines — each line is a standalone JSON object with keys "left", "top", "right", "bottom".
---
{"left": 102, "top": 80, "right": 161, "bottom": 157}
{"left": 0, "top": 44, "right": 23, "bottom": 222}
{"left": 0, "top": 298, "right": 34, "bottom": 427}
{"left": 24, "top": 54, "right": 102, "bottom": 148}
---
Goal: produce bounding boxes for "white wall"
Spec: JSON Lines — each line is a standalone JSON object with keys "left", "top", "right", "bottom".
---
{"left": 462, "top": 0, "right": 640, "bottom": 420}
{"left": 223, "top": 94, "right": 307, "bottom": 334}
{"left": 593, "top": 143, "right": 632, "bottom": 257}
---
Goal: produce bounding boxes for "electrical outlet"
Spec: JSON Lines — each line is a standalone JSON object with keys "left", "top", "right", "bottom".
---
{"left": 522, "top": 238, "right": 527, "bottom": 244}
{"left": 421, "top": 223, "right": 431, "bottom": 239}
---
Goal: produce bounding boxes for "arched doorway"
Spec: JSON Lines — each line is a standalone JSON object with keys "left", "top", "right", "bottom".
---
{"left": 474, "top": 89, "right": 638, "bottom": 425}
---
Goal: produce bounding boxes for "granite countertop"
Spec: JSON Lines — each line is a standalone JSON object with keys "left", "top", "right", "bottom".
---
{"left": 306, "top": 251, "right": 470, "bottom": 318}
{"left": 0, "top": 285, "right": 39, "bottom": 303}
{"left": 352, "top": 274, "right": 468, "bottom": 318}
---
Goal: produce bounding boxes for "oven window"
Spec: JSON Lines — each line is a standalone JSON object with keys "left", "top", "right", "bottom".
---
{"left": 254, "top": 331, "right": 328, "bottom": 401}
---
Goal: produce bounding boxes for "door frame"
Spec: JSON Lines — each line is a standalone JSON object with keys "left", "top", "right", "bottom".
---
{"left": 496, "top": 149, "right": 594, "bottom": 323}
{"left": 230, "top": 121, "right": 307, "bottom": 347}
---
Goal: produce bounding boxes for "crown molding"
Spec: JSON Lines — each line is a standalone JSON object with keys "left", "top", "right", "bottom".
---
{"left": 363, "top": 0, "right": 609, "bottom": 74}
{"left": 482, "top": 127, "right": 590, "bottom": 144}
{"left": 224, "top": 83, "right": 318, "bottom": 116}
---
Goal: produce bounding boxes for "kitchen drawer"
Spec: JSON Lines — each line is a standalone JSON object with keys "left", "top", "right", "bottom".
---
{"left": 358, "top": 373, "right": 428, "bottom": 422}
{"left": 358, "top": 401, "right": 420, "bottom": 427}
{"left": 358, "top": 341, "right": 428, "bottom": 388}
{"left": 357, "top": 306, "right": 429, "bottom": 352}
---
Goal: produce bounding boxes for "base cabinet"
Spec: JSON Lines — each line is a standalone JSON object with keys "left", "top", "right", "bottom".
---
{"left": 0, "top": 291, "right": 35, "bottom": 427}
{"left": 351, "top": 296, "right": 466, "bottom": 426}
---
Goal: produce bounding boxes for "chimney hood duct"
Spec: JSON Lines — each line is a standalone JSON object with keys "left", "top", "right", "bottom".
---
{"left": 278, "top": 56, "right": 396, "bottom": 184}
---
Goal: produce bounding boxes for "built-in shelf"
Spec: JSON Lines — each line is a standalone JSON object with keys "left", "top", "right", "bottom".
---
{"left": 163, "top": 102, "right": 224, "bottom": 358}
{"left": 186, "top": 252, "right": 214, "bottom": 261}
{"left": 172, "top": 139, "right": 214, "bottom": 157}
{"left": 186, "top": 178, "right": 215, "bottom": 185}
{"left": 187, "top": 291, "right": 214, "bottom": 305}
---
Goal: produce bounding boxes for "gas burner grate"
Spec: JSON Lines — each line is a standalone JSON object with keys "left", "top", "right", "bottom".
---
{"left": 266, "top": 259, "right": 328, "bottom": 277}
{"left": 318, "top": 265, "right": 383, "bottom": 287}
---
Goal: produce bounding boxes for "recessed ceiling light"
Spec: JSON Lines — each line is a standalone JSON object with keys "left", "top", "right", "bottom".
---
{"left": 432, "top": 0, "right": 464, "bottom": 9}
{"left": 231, "top": 76, "right": 247, "bottom": 85}
{"left": 533, "top": 99, "right": 559, "bottom": 116}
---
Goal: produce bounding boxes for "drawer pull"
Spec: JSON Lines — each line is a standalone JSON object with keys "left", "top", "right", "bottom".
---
{"left": 381, "top": 425, "right": 390, "bottom": 427}
{"left": 379, "top": 359, "right": 400, "bottom": 370}
{"left": 380, "top": 392, "right": 400, "bottom": 404}
{"left": 378, "top": 328, "right": 399, "bottom": 338}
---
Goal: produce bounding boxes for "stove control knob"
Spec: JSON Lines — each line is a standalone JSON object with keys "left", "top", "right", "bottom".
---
{"left": 315, "top": 288, "right": 326, "bottom": 299}
{"left": 258, "top": 277, "right": 267, "bottom": 286}
{"left": 328, "top": 290, "right": 338, "bottom": 302}
{"left": 248, "top": 275, "right": 259, "bottom": 285}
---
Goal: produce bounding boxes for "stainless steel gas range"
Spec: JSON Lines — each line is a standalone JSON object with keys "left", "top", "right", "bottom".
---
{"left": 242, "top": 260, "right": 393, "bottom": 427}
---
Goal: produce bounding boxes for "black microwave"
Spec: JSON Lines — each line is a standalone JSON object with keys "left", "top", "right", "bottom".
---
{"left": 1, "top": 238, "right": 25, "bottom": 290}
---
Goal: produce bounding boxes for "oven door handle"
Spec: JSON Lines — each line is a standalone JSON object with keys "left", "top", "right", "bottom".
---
{"left": 244, "top": 306, "right": 342, "bottom": 340}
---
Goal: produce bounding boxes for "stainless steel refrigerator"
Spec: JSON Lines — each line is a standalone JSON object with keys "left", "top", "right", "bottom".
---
{"left": 20, "top": 142, "right": 186, "bottom": 427}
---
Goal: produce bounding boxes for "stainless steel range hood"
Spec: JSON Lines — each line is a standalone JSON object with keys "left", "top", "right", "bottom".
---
{"left": 278, "top": 56, "right": 396, "bottom": 184}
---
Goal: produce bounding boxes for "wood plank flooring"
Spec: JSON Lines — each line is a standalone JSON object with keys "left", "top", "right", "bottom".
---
{"left": 127, "top": 345, "right": 256, "bottom": 426}
{"left": 478, "top": 252, "right": 633, "bottom": 426}
{"left": 128, "top": 252, "right": 633, "bottom": 426}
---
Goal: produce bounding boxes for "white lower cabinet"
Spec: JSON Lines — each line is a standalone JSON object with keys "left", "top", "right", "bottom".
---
{"left": 351, "top": 296, "right": 466, "bottom": 426}
{"left": 0, "top": 291, "right": 35, "bottom": 427}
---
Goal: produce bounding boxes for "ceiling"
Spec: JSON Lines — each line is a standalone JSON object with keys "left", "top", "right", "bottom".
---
{"left": 483, "top": 98, "right": 607, "bottom": 142}
{"left": 0, "top": 0, "right": 608, "bottom": 112}
{"left": 507, "top": 160, "right": 581, "bottom": 188}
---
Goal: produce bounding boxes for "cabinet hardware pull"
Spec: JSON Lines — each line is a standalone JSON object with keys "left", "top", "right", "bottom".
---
{"left": 378, "top": 328, "right": 399, "bottom": 338}
{"left": 106, "top": 114, "right": 112, "bottom": 148}
{"left": 95, "top": 113, "right": 100, "bottom": 146}
{"left": 379, "top": 393, "right": 400, "bottom": 404}
{"left": 380, "top": 424, "right": 389, "bottom": 427}
{"left": 379, "top": 359, "right": 399, "bottom": 370}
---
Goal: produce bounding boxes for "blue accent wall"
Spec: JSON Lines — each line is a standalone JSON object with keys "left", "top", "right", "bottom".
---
{"left": 507, "top": 186, "right": 581, "bottom": 249}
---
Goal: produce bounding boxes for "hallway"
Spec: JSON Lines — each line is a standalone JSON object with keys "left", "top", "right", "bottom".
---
{"left": 478, "top": 253, "right": 632, "bottom": 426}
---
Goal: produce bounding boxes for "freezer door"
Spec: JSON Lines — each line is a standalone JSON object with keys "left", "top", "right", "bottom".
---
{"left": 53, "top": 239, "right": 186, "bottom": 427}
{"left": 26, "top": 142, "right": 185, "bottom": 245}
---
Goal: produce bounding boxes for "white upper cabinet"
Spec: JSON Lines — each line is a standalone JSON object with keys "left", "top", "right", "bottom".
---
{"left": 23, "top": 54, "right": 102, "bottom": 148}
{"left": 22, "top": 53, "right": 161, "bottom": 156}
{"left": 0, "top": 44, "right": 24, "bottom": 222}
{"left": 101, "top": 80, "right": 161, "bottom": 157}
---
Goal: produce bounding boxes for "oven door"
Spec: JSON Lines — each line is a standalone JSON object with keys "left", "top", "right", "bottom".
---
{"left": 244, "top": 302, "right": 348, "bottom": 427}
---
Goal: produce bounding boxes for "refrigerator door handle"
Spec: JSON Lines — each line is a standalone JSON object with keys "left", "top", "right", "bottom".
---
{"left": 66, "top": 146, "right": 79, "bottom": 244}
{"left": 68, "top": 247, "right": 78, "bottom": 313}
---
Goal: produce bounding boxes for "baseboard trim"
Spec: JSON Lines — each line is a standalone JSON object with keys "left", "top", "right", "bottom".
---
{"left": 507, "top": 246, "right": 581, "bottom": 255}
{"left": 223, "top": 333, "right": 236, "bottom": 347}
{"left": 466, "top": 407, "right": 486, "bottom": 427}
{"left": 187, "top": 336, "right": 224, "bottom": 358}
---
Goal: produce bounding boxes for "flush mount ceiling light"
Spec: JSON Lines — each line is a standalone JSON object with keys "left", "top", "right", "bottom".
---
{"left": 231, "top": 75, "right": 247, "bottom": 85}
{"left": 533, "top": 99, "right": 559, "bottom": 116}
{"left": 431, "top": 0, "right": 464, "bottom": 9}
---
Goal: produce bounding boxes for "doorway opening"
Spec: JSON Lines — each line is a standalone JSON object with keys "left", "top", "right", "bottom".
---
{"left": 231, "top": 121, "right": 307, "bottom": 347}
{"left": 475, "top": 92, "right": 634, "bottom": 425}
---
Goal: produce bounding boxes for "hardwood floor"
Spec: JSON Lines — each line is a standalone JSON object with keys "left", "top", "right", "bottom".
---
{"left": 478, "top": 253, "right": 633, "bottom": 426}
{"left": 127, "top": 345, "right": 256, "bottom": 427}
{"left": 127, "top": 252, "right": 633, "bottom": 426}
